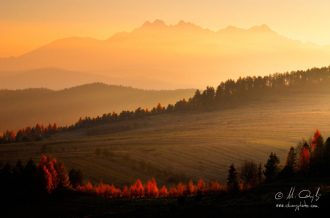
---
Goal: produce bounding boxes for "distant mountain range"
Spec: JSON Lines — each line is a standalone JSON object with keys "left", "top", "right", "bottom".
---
{"left": 0, "top": 83, "right": 195, "bottom": 133}
{"left": 1, "top": 19, "right": 330, "bottom": 90}
{"left": 0, "top": 68, "right": 180, "bottom": 90}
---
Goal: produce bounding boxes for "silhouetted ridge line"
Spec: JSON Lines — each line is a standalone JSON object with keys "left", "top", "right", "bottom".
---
{"left": 1, "top": 66, "right": 329, "bottom": 144}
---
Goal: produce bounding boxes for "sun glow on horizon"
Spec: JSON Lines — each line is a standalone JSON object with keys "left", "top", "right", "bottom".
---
{"left": 1, "top": 0, "right": 330, "bottom": 58}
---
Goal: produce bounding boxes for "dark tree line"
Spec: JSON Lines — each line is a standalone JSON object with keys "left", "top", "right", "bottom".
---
{"left": 1, "top": 66, "right": 330, "bottom": 144}
{"left": 276, "top": 130, "right": 330, "bottom": 178}
{"left": 0, "top": 123, "right": 64, "bottom": 144}
{"left": 187, "top": 66, "right": 330, "bottom": 110}
{"left": 1, "top": 130, "right": 328, "bottom": 201}
{"left": 227, "top": 130, "right": 330, "bottom": 190}
{"left": 0, "top": 155, "right": 83, "bottom": 200}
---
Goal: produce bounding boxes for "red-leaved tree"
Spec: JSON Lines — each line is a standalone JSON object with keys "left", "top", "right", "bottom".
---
{"left": 298, "top": 142, "right": 310, "bottom": 172}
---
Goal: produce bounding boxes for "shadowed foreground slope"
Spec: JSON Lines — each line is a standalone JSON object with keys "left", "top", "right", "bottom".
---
{"left": 1, "top": 92, "right": 329, "bottom": 188}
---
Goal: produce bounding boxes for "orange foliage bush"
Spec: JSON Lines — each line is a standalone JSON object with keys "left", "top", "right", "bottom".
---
{"left": 159, "top": 185, "right": 168, "bottom": 197}
{"left": 169, "top": 187, "right": 178, "bottom": 197}
{"left": 76, "top": 182, "right": 95, "bottom": 193}
{"left": 122, "top": 186, "right": 130, "bottom": 198}
{"left": 96, "top": 180, "right": 122, "bottom": 198}
{"left": 130, "top": 179, "right": 144, "bottom": 197}
{"left": 197, "top": 177, "right": 205, "bottom": 193}
{"left": 208, "top": 180, "right": 226, "bottom": 194}
{"left": 176, "top": 182, "right": 187, "bottom": 196}
{"left": 38, "top": 156, "right": 58, "bottom": 193}
{"left": 188, "top": 180, "right": 197, "bottom": 196}
{"left": 76, "top": 178, "right": 229, "bottom": 199}
{"left": 37, "top": 155, "right": 70, "bottom": 193}
{"left": 144, "top": 178, "right": 159, "bottom": 198}
{"left": 298, "top": 146, "right": 310, "bottom": 172}
{"left": 39, "top": 165, "right": 53, "bottom": 193}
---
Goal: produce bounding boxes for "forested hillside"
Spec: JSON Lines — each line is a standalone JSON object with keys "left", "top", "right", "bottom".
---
{"left": 1, "top": 66, "right": 329, "bottom": 143}
{"left": 0, "top": 84, "right": 195, "bottom": 134}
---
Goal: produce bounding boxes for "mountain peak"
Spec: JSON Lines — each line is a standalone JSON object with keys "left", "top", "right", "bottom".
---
{"left": 223, "top": 25, "right": 242, "bottom": 31}
{"left": 152, "top": 19, "right": 166, "bottom": 26}
{"left": 249, "top": 24, "right": 273, "bottom": 33}
{"left": 260, "top": 24, "right": 271, "bottom": 31}
{"left": 174, "top": 20, "right": 204, "bottom": 32}
{"left": 225, "top": 25, "right": 237, "bottom": 29}
{"left": 176, "top": 20, "right": 195, "bottom": 27}
{"left": 141, "top": 19, "right": 167, "bottom": 29}
{"left": 177, "top": 20, "right": 187, "bottom": 25}
{"left": 142, "top": 21, "right": 151, "bottom": 26}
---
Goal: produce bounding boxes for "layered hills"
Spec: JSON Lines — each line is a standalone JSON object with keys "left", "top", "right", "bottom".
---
{"left": 0, "top": 83, "right": 195, "bottom": 133}
{"left": 1, "top": 20, "right": 330, "bottom": 89}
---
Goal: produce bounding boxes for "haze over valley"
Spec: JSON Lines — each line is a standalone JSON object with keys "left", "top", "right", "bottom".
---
{"left": 0, "top": 83, "right": 195, "bottom": 133}
{"left": 1, "top": 20, "right": 330, "bottom": 90}
{"left": 2, "top": 1, "right": 330, "bottom": 216}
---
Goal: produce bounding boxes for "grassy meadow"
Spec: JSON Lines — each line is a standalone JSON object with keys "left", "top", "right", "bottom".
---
{"left": 1, "top": 92, "right": 330, "bottom": 189}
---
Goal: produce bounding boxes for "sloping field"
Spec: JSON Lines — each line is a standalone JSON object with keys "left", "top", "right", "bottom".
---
{"left": 1, "top": 92, "right": 329, "bottom": 187}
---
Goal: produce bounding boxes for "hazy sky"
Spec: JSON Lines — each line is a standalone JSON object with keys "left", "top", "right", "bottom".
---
{"left": 1, "top": 0, "right": 330, "bottom": 58}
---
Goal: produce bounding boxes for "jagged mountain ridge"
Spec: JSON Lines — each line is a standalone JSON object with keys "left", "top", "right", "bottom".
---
{"left": 0, "top": 20, "right": 329, "bottom": 89}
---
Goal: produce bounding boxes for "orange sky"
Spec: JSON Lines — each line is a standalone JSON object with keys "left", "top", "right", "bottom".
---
{"left": 1, "top": 0, "right": 330, "bottom": 58}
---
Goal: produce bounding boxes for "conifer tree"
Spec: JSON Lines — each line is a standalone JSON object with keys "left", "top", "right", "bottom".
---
{"left": 227, "top": 164, "right": 239, "bottom": 191}
{"left": 279, "top": 147, "right": 296, "bottom": 178}
{"left": 264, "top": 152, "right": 280, "bottom": 182}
